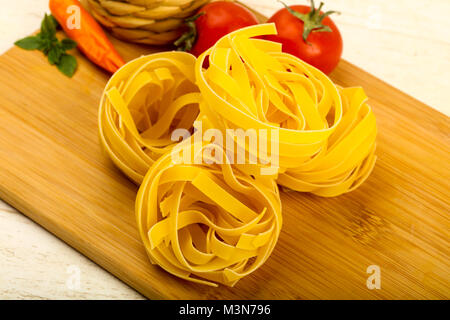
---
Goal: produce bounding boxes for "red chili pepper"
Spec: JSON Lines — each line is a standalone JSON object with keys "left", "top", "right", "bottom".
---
{"left": 49, "top": 0, "right": 125, "bottom": 73}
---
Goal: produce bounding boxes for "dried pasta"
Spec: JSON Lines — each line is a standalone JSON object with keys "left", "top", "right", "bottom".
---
{"left": 195, "top": 24, "right": 377, "bottom": 196}
{"left": 99, "top": 51, "right": 200, "bottom": 184}
{"left": 135, "top": 141, "right": 282, "bottom": 286}
{"left": 98, "top": 23, "right": 378, "bottom": 287}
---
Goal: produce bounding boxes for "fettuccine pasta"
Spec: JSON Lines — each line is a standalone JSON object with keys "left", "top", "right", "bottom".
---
{"left": 136, "top": 141, "right": 282, "bottom": 287}
{"left": 99, "top": 51, "right": 200, "bottom": 184}
{"left": 196, "top": 24, "right": 377, "bottom": 196}
{"left": 98, "top": 23, "right": 378, "bottom": 287}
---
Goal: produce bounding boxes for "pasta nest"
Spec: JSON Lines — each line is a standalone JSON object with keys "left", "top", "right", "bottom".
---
{"left": 99, "top": 51, "right": 200, "bottom": 184}
{"left": 136, "top": 142, "right": 282, "bottom": 286}
{"left": 195, "top": 24, "right": 377, "bottom": 197}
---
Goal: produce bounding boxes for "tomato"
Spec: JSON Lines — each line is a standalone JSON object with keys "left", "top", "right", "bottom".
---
{"left": 264, "top": 1, "right": 343, "bottom": 74}
{"left": 175, "top": 1, "right": 259, "bottom": 57}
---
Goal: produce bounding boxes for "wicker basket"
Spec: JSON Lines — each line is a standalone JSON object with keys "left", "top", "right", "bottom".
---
{"left": 82, "top": 0, "right": 212, "bottom": 45}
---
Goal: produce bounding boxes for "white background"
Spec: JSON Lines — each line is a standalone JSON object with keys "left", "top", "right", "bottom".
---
{"left": 0, "top": 0, "right": 449, "bottom": 299}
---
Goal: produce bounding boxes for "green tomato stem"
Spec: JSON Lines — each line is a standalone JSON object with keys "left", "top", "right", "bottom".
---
{"left": 278, "top": 0, "right": 339, "bottom": 43}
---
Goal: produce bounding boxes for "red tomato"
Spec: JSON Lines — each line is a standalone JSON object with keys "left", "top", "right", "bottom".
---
{"left": 175, "top": 1, "right": 259, "bottom": 57}
{"left": 264, "top": 1, "right": 343, "bottom": 74}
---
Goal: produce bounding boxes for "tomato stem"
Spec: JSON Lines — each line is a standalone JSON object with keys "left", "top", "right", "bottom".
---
{"left": 278, "top": 0, "right": 339, "bottom": 43}
{"left": 174, "top": 12, "right": 205, "bottom": 52}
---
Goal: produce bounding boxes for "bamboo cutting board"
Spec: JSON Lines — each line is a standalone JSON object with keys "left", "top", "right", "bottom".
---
{"left": 0, "top": 9, "right": 449, "bottom": 299}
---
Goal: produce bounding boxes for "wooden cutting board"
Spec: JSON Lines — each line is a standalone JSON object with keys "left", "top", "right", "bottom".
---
{"left": 0, "top": 8, "right": 448, "bottom": 299}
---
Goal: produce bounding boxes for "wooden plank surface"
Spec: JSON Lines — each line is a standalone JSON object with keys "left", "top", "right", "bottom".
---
{"left": 0, "top": 11, "right": 448, "bottom": 298}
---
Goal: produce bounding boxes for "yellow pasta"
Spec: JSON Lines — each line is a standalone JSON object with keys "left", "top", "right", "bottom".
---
{"left": 98, "top": 23, "right": 378, "bottom": 286}
{"left": 135, "top": 140, "right": 282, "bottom": 287}
{"left": 196, "top": 24, "right": 377, "bottom": 196}
{"left": 99, "top": 51, "right": 201, "bottom": 184}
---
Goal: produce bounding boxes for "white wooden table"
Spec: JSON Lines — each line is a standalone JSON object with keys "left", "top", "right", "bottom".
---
{"left": 0, "top": 0, "right": 449, "bottom": 299}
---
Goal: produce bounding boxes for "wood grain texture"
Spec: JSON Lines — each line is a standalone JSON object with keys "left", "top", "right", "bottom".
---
{"left": 0, "top": 8, "right": 449, "bottom": 299}
{"left": 0, "top": 200, "right": 143, "bottom": 300}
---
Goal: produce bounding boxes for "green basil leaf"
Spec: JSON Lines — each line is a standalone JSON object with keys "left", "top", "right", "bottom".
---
{"left": 41, "top": 39, "right": 53, "bottom": 54}
{"left": 57, "top": 54, "right": 77, "bottom": 77}
{"left": 50, "top": 15, "right": 60, "bottom": 29}
{"left": 41, "top": 14, "right": 57, "bottom": 38}
{"left": 37, "top": 37, "right": 48, "bottom": 51}
{"left": 61, "top": 38, "right": 77, "bottom": 51}
{"left": 48, "top": 47, "right": 62, "bottom": 65}
{"left": 15, "top": 14, "right": 77, "bottom": 78}
{"left": 14, "top": 36, "right": 42, "bottom": 50}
